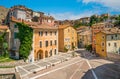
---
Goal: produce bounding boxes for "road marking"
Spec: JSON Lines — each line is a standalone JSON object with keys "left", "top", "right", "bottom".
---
{"left": 70, "top": 61, "right": 84, "bottom": 79}
{"left": 29, "top": 59, "right": 84, "bottom": 79}
{"left": 86, "top": 60, "right": 98, "bottom": 79}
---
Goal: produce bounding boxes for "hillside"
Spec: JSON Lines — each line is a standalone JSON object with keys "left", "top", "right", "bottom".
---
{"left": 0, "top": 6, "right": 9, "bottom": 25}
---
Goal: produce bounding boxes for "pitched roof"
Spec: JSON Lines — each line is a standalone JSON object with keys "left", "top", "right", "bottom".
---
{"left": 11, "top": 16, "right": 58, "bottom": 29}
{"left": 96, "top": 28, "right": 120, "bottom": 35}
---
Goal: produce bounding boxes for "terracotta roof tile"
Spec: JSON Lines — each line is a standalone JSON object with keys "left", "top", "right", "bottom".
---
{"left": 0, "top": 25, "right": 8, "bottom": 30}
{"left": 11, "top": 16, "right": 57, "bottom": 29}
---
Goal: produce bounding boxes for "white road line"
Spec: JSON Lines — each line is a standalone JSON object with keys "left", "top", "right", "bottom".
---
{"left": 29, "top": 59, "right": 84, "bottom": 79}
{"left": 70, "top": 61, "right": 84, "bottom": 79}
{"left": 86, "top": 60, "right": 98, "bottom": 79}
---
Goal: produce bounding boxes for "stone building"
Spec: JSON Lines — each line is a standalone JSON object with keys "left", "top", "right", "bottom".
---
{"left": 10, "top": 16, "right": 58, "bottom": 62}
{"left": 58, "top": 24, "right": 77, "bottom": 52}
{"left": 92, "top": 23, "right": 114, "bottom": 52}
{"left": 77, "top": 26, "right": 91, "bottom": 48}
{"left": 95, "top": 28, "right": 120, "bottom": 58}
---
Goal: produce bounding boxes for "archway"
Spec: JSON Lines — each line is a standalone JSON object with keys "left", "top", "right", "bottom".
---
{"left": 37, "top": 50, "right": 43, "bottom": 60}
{"left": 45, "top": 51, "right": 48, "bottom": 58}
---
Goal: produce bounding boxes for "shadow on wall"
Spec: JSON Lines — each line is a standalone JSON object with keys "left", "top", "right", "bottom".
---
{"left": 82, "top": 63, "right": 120, "bottom": 79}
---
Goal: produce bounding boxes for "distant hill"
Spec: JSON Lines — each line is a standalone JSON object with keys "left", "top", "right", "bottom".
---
{"left": 0, "top": 6, "right": 9, "bottom": 24}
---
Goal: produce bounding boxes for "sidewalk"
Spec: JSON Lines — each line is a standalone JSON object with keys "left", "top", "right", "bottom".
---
{"left": 16, "top": 51, "right": 79, "bottom": 77}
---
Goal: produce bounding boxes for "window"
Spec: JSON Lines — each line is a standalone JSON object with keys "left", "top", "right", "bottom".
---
{"left": 115, "top": 34, "right": 117, "bottom": 37}
{"left": 45, "top": 41, "right": 48, "bottom": 47}
{"left": 50, "top": 40, "right": 52, "bottom": 46}
{"left": 39, "top": 31, "right": 43, "bottom": 36}
{"left": 54, "top": 49, "right": 57, "bottom": 55}
{"left": 54, "top": 31, "right": 57, "bottom": 35}
{"left": 114, "top": 43, "right": 117, "bottom": 47}
{"left": 40, "top": 41, "right": 42, "bottom": 48}
{"left": 45, "top": 31, "right": 47, "bottom": 36}
{"left": 14, "top": 24, "right": 17, "bottom": 28}
{"left": 102, "top": 49, "right": 104, "bottom": 52}
{"left": 102, "top": 35, "right": 105, "bottom": 39}
{"left": 54, "top": 40, "right": 57, "bottom": 45}
{"left": 102, "top": 42, "right": 104, "bottom": 46}
{"left": 14, "top": 32, "right": 17, "bottom": 39}
{"left": 111, "top": 36, "right": 113, "bottom": 40}
{"left": 50, "top": 31, "right": 52, "bottom": 36}
{"left": 108, "top": 43, "right": 110, "bottom": 46}
{"left": 50, "top": 50, "right": 52, "bottom": 56}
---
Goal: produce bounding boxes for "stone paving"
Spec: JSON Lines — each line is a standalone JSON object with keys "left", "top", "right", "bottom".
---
{"left": 16, "top": 51, "right": 78, "bottom": 77}
{"left": 0, "top": 60, "right": 27, "bottom": 67}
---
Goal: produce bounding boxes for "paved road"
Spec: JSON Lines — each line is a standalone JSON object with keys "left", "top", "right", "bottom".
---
{"left": 20, "top": 49, "right": 120, "bottom": 79}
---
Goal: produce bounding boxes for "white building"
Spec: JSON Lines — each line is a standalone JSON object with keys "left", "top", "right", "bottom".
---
{"left": 106, "top": 33, "right": 120, "bottom": 54}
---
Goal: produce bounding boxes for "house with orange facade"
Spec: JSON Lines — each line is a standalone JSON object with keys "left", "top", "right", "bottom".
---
{"left": 95, "top": 28, "right": 120, "bottom": 58}
{"left": 9, "top": 16, "right": 58, "bottom": 62}
{"left": 58, "top": 24, "right": 77, "bottom": 52}
{"left": 92, "top": 23, "right": 114, "bottom": 52}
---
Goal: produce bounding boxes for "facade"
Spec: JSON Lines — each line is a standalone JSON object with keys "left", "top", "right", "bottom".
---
{"left": 78, "top": 30, "right": 92, "bottom": 48}
{"left": 92, "top": 23, "right": 114, "bottom": 52}
{"left": 58, "top": 25, "right": 77, "bottom": 52}
{"left": 0, "top": 25, "right": 10, "bottom": 55}
{"left": 95, "top": 31, "right": 107, "bottom": 57}
{"left": 77, "top": 26, "right": 92, "bottom": 48}
{"left": 10, "top": 16, "right": 58, "bottom": 62}
{"left": 79, "top": 17, "right": 90, "bottom": 24}
{"left": 31, "top": 25, "right": 58, "bottom": 62}
{"left": 32, "top": 11, "right": 40, "bottom": 17}
{"left": 6, "top": 5, "right": 33, "bottom": 24}
{"left": 95, "top": 28, "right": 120, "bottom": 57}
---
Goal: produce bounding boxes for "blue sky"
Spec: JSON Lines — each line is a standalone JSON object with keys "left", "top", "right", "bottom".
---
{"left": 0, "top": 0, "right": 120, "bottom": 20}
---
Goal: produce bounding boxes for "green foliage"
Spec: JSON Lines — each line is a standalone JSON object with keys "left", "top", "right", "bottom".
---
{"left": 0, "top": 32, "right": 9, "bottom": 57}
{"left": 64, "top": 46, "right": 68, "bottom": 52}
{"left": 89, "top": 15, "right": 109, "bottom": 26}
{"left": 0, "top": 56, "right": 14, "bottom": 63}
{"left": 16, "top": 23, "right": 33, "bottom": 59}
{"left": 90, "top": 15, "right": 100, "bottom": 26}
{"left": 3, "top": 42, "right": 8, "bottom": 57}
{"left": 72, "top": 45, "right": 75, "bottom": 50}
{"left": 73, "top": 20, "right": 90, "bottom": 28}
{"left": 85, "top": 44, "right": 92, "bottom": 51}
{"left": 114, "top": 15, "right": 120, "bottom": 26}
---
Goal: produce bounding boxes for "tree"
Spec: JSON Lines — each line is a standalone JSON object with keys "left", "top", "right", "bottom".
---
{"left": 0, "top": 32, "right": 8, "bottom": 57}
{"left": 114, "top": 15, "right": 120, "bottom": 26}
{"left": 16, "top": 23, "right": 33, "bottom": 59}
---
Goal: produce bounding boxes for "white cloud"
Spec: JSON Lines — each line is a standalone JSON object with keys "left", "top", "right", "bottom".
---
{"left": 51, "top": 11, "right": 99, "bottom": 20}
{"left": 79, "top": 0, "right": 120, "bottom": 10}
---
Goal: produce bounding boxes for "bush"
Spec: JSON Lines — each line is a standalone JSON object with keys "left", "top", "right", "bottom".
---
{"left": 72, "top": 45, "right": 75, "bottom": 50}
{"left": 85, "top": 44, "right": 92, "bottom": 52}
{"left": 64, "top": 46, "right": 68, "bottom": 52}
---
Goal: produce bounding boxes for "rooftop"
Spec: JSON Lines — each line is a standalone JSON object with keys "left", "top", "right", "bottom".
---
{"left": 11, "top": 16, "right": 58, "bottom": 29}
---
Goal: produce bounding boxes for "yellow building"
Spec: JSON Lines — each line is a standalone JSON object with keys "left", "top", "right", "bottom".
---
{"left": 10, "top": 16, "right": 58, "bottom": 62}
{"left": 95, "top": 31, "right": 107, "bottom": 57}
{"left": 95, "top": 28, "right": 120, "bottom": 58}
{"left": 58, "top": 25, "right": 77, "bottom": 52}
{"left": 77, "top": 30, "right": 92, "bottom": 48}
{"left": 33, "top": 25, "right": 58, "bottom": 61}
